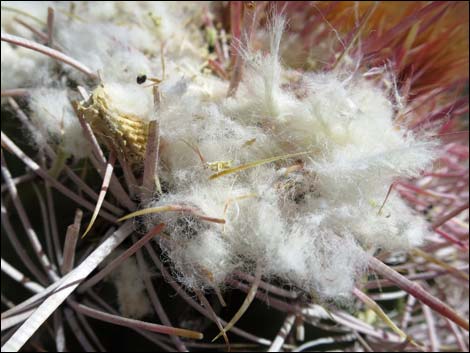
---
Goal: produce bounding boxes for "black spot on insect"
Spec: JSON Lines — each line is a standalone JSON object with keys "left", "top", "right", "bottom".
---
{"left": 136, "top": 75, "right": 147, "bottom": 84}
{"left": 208, "top": 43, "right": 215, "bottom": 53}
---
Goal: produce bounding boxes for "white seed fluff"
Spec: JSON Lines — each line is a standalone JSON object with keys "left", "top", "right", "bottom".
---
{"left": 108, "top": 256, "right": 152, "bottom": 319}
{"left": 1, "top": 3, "right": 437, "bottom": 300}
{"left": 29, "top": 88, "right": 90, "bottom": 158}
{"left": 146, "top": 15, "right": 436, "bottom": 299}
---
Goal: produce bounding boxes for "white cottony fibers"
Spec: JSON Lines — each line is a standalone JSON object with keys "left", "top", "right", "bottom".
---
{"left": 1, "top": 3, "right": 437, "bottom": 301}
{"left": 101, "top": 82, "right": 154, "bottom": 120}
{"left": 108, "top": 256, "right": 152, "bottom": 319}
{"left": 145, "top": 15, "right": 436, "bottom": 299}
{"left": 29, "top": 89, "right": 90, "bottom": 158}
{"left": 1, "top": 1, "right": 53, "bottom": 90}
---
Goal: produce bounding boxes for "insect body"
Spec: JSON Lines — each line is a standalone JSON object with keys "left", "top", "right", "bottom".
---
{"left": 207, "top": 160, "right": 233, "bottom": 172}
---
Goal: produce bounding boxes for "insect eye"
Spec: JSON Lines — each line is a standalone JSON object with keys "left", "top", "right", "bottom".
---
{"left": 136, "top": 75, "right": 147, "bottom": 84}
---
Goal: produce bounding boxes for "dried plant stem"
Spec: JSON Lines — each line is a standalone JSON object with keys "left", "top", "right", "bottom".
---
{"left": 6, "top": 97, "right": 123, "bottom": 216}
{"left": 144, "top": 243, "right": 272, "bottom": 346}
{"left": 46, "top": 7, "right": 54, "bottom": 47}
{"left": 2, "top": 294, "right": 17, "bottom": 309}
{"left": 1, "top": 259, "right": 45, "bottom": 294}
{"left": 1, "top": 309, "right": 35, "bottom": 332}
{"left": 369, "top": 291, "right": 407, "bottom": 301}
{"left": 295, "top": 316, "right": 305, "bottom": 342}
{"left": 354, "top": 331, "right": 374, "bottom": 352}
{"left": 1, "top": 286, "right": 52, "bottom": 321}
{"left": 332, "top": 2, "right": 377, "bottom": 70}
{"left": 378, "top": 182, "right": 396, "bottom": 216}
{"left": 1, "top": 32, "right": 97, "bottom": 79}
{"left": 368, "top": 256, "right": 469, "bottom": 331}
{"left": 31, "top": 183, "right": 55, "bottom": 267}
{"left": 142, "top": 120, "right": 162, "bottom": 196}
{"left": 82, "top": 151, "right": 116, "bottom": 238}
{"left": 1, "top": 197, "right": 49, "bottom": 285}
{"left": 44, "top": 177, "right": 62, "bottom": 266}
{"left": 400, "top": 295, "right": 417, "bottom": 329}
{"left": 83, "top": 292, "right": 175, "bottom": 351}
{"left": 227, "top": 278, "right": 301, "bottom": 314}
{"left": 214, "top": 287, "right": 227, "bottom": 308}
{"left": 186, "top": 342, "right": 259, "bottom": 350}
{"left": 397, "top": 181, "right": 457, "bottom": 201}
{"left": 268, "top": 314, "right": 296, "bottom": 352}
{"left": 70, "top": 301, "right": 203, "bottom": 340}
{"left": 365, "top": 265, "right": 469, "bottom": 289}
{"left": 0, "top": 88, "right": 29, "bottom": 97}
{"left": 432, "top": 202, "right": 469, "bottom": 229}
{"left": 119, "top": 205, "right": 225, "bottom": 224}
{"left": 1, "top": 173, "right": 35, "bottom": 193}
{"left": 229, "top": 2, "right": 242, "bottom": 66}
{"left": 74, "top": 110, "right": 135, "bottom": 210}
{"left": 53, "top": 311, "right": 66, "bottom": 352}
{"left": 79, "top": 223, "right": 164, "bottom": 292}
{"left": 421, "top": 303, "right": 439, "bottom": 351}
{"left": 75, "top": 311, "right": 107, "bottom": 352}
{"left": 208, "top": 59, "right": 228, "bottom": 79}
{"left": 209, "top": 150, "right": 313, "bottom": 179}
{"left": 353, "top": 287, "right": 418, "bottom": 348}
{"left": 0, "top": 5, "right": 45, "bottom": 25}
{"left": 1, "top": 221, "right": 134, "bottom": 352}
{"left": 203, "top": 6, "right": 224, "bottom": 63}
{"left": 446, "top": 319, "right": 468, "bottom": 352}
{"left": 212, "top": 262, "right": 262, "bottom": 342}
{"left": 135, "top": 246, "right": 188, "bottom": 352}
{"left": 411, "top": 248, "right": 469, "bottom": 281}
{"left": 234, "top": 271, "right": 298, "bottom": 299}
{"left": 1, "top": 132, "right": 118, "bottom": 223}
{"left": 303, "top": 305, "right": 402, "bottom": 343}
{"left": 292, "top": 334, "right": 356, "bottom": 352}
{"left": 13, "top": 18, "right": 48, "bottom": 44}
{"left": 61, "top": 209, "right": 82, "bottom": 274}
{"left": 1, "top": 152, "right": 59, "bottom": 281}
{"left": 194, "top": 289, "right": 230, "bottom": 350}
{"left": 62, "top": 161, "right": 123, "bottom": 215}
{"left": 227, "top": 1, "right": 258, "bottom": 96}
{"left": 63, "top": 309, "right": 93, "bottom": 351}
{"left": 113, "top": 151, "right": 138, "bottom": 199}
{"left": 435, "top": 228, "right": 468, "bottom": 251}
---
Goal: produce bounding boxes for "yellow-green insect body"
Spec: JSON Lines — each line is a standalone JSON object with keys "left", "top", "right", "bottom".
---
{"left": 207, "top": 160, "right": 233, "bottom": 172}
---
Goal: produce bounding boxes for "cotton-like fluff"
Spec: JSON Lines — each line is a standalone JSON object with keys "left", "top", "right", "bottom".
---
{"left": 271, "top": 224, "right": 367, "bottom": 299}
{"left": 2, "top": 1, "right": 437, "bottom": 302}
{"left": 51, "top": 2, "right": 208, "bottom": 84}
{"left": 2, "top": 1, "right": 209, "bottom": 108}
{"left": 28, "top": 89, "right": 90, "bottom": 158}
{"left": 143, "top": 16, "right": 437, "bottom": 300}
{"left": 147, "top": 182, "right": 240, "bottom": 289}
{"left": 108, "top": 256, "right": 152, "bottom": 319}
{"left": 1, "top": 43, "right": 48, "bottom": 91}
{"left": 102, "top": 82, "right": 154, "bottom": 120}
{"left": 155, "top": 75, "right": 279, "bottom": 187}
{"left": 1, "top": 1, "right": 51, "bottom": 34}
{"left": 1, "top": 2, "right": 54, "bottom": 90}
